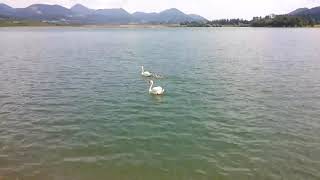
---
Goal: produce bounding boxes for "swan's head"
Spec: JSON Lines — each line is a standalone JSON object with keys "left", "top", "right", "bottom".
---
{"left": 149, "top": 80, "right": 154, "bottom": 85}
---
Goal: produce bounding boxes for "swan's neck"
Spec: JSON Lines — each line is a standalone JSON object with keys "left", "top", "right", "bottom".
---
{"left": 141, "top": 66, "right": 144, "bottom": 73}
{"left": 149, "top": 82, "right": 153, "bottom": 92}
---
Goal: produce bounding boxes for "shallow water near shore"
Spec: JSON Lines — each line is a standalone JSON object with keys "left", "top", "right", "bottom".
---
{"left": 0, "top": 27, "right": 320, "bottom": 180}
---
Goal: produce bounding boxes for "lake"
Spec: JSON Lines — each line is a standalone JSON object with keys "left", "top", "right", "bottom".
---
{"left": 0, "top": 27, "right": 319, "bottom": 180}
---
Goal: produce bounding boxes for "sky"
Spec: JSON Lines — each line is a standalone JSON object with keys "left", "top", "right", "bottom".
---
{"left": 1, "top": 0, "right": 320, "bottom": 20}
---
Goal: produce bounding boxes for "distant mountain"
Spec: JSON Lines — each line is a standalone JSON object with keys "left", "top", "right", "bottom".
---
{"left": 289, "top": 6, "right": 320, "bottom": 16}
{"left": 288, "top": 8, "right": 309, "bottom": 15}
{"left": 14, "top": 4, "right": 73, "bottom": 20}
{"left": 0, "top": 3, "right": 14, "bottom": 16}
{"left": 288, "top": 6, "right": 320, "bottom": 21}
{"left": 87, "top": 8, "right": 133, "bottom": 24}
{"left": 94, "top": 8, "right": 131, "bottom": 17}
{"left": 132, "top": 12, "right": 159, "bottom": 23}
{"left": 188, "top": 14, "right": 208, "bottom": 22}
{"left": 132, "top": 8, "right": 207, "bottom": 23}
{"left": 0, "top": 3, "right": 207, "bottom": 24}
{"left": 71, "top": 4, "right": 93, "bottom": 15}
{"left": 157, "top": 8, "right": 193, "bottom": 23}
{"left": 307, "top": 6, "right": 320, "bottom": 16}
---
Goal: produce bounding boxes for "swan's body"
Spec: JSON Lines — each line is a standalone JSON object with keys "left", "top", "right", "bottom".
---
{"left": 141, "top": 66, "right": 152, "bottom": 77}
{"left": 149, "top": 80, "right": 164, "bottom": 95}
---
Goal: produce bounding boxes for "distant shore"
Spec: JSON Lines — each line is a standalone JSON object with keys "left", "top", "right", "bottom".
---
{"left": 1, "top": 20, "right": 319, "bottom": 28}
{"left": 82, "top": 24, "right": 180, "bottom": 28}
{"left": 0, "top": 20, "right": 181, "bottom": 28}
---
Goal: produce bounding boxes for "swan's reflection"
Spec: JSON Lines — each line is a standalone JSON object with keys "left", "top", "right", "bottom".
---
{"left": 150, "top": 94, "right": 165, "bottom": 103}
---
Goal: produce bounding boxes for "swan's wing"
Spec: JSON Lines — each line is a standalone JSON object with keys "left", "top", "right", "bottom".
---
{"left": 143, "top": 71, "right": 152, "bottom": 76}
{"left": 152, "top": 86, "right": 163, "bottom": 92}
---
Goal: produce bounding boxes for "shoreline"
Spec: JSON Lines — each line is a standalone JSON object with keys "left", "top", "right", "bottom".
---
{"left": 0, "top": 21, "right": 181, "bottom": 28}
{"left": 0, "top": 22, "right": 319, "bottom": 29}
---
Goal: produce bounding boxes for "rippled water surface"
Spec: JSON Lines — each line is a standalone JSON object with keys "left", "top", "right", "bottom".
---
{"left": 0, "top": 27, "right": 320, "bottom": 180}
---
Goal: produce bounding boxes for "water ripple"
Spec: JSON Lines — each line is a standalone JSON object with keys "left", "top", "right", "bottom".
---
{"left": 0, "top": 27, "right": 320, "bottom": 180}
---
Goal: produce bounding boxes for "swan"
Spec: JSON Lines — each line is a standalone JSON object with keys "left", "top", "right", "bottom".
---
{"left": 149, "top": 80, "right": 164, "bottom": 95}
{"left": 141, "top": 66, "right": 152, "bottom": 77}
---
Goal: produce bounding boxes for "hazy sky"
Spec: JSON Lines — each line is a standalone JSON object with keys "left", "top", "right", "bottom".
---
{"left": 2, "top": 0, "right": 320, "bottom": 19}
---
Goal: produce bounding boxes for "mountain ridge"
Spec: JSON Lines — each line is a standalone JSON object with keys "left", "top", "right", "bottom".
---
{"left": 0, "top": 3, "right": 207, "bottom": 24}
{"left": 0, "top": 3, "right": 14, "bottom": 16}
{"left": 71, "top": 4, "right": 93, "bottom": 15}
{"left": 288, "top": 6, "right": 320, "bottom": 21}
{"left": 288, "top": 8, "right": 309, "bottom": 15}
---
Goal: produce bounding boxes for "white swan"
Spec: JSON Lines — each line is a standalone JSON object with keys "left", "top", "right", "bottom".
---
{"left": 141, "top": 66, "right": 152, "bottom": 77}
{"left": 149, "top": 80, "right": 164, "bottom": 95}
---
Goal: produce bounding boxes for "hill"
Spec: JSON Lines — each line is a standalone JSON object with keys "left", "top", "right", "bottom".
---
{"left": 71, "top": 4, "right": 93, "bottom": 16}
{"left": 0, "top": 3, "right": 207, "bottom": 24}
{"left": 14, "top": 4, "right": 73, "bottom": 20}
{"left": 288, "top": 8, "right": 309, "bottom": 15}
{"left": 132, "top": 8, "right": 207, "bottom": 24}
{"left": 0, "top": 3, "right": 15, "bottom": 16}
{"left": 288, "top": 6, "right": 320, "bottom": 22}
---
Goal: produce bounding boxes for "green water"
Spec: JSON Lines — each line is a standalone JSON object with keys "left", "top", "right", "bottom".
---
{"left": 0, "top": 27, "right": 320, "bottom": 180}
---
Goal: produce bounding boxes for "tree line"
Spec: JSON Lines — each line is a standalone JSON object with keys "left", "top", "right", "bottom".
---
{"left": 181, "top": 15, "right": 317, "bottom": 27}
{"left": 251, "top": 15, "right": 315, "bottom": 27}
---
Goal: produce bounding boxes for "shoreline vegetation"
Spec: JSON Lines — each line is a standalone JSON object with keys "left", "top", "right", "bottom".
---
{"left": 181, "top": 15, "right": 318, "bottom": 27}
{"left": 0, "top": 20, "right": 182, "bottom": 28}
{"left": 1, "top": 21, "right": 319, "bottom": 28}
{"left": 1, "top": 18, "right": 319, "bottom": 28}
{"left": 1, "top": 14, "right": 319, "bottom": 28}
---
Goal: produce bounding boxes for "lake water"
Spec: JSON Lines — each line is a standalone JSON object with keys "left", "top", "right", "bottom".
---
{"left": 0, "top": 27, "right": 320, "bottom": 180}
